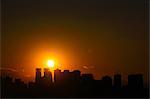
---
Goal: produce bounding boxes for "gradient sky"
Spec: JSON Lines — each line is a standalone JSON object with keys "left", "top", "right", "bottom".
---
{"left": 1, "top": 0, "right": 149, "bottom": 83}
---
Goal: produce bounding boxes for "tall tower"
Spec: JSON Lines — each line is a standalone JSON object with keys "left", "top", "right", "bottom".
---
{"left": 114, "top": 74, "right": 122, "bottom": 88}
{"left": 63, "top": 70, "right": 70, "bottom": 81}
{"left": 44, "top": 68, "right": 52, "bottom": 82}
{"left": 54, "top": 69, "right": 62, "bottom": 83}
{"left": 35, "top": 68, "right": 42, "bottom": 83}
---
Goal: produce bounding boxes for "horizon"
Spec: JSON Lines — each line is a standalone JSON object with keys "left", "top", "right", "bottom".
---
{"left": 0, "top": 67, "right": 148, "bottom": 86}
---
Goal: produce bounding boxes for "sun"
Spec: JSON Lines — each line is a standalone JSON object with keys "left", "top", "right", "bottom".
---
{"left": 47, "top": 60, "right": 55, "bottom": 68}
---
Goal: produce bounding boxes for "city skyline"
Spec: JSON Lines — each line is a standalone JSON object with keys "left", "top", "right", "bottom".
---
{"left": 1, "top": 67, "right": 146, "bottom": 87}
{"left": 1, "top": 68, "right": 148, "bottom": 98}
{"left": 1, "top": 67, "right": 148, "bottom": 86}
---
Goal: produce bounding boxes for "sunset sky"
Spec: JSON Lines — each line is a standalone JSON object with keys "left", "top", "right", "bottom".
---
{"left": 1, "top": 0, "right": 149, "bottom": 83}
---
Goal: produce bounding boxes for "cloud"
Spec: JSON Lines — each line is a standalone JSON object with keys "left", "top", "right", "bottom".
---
{"left": 0, "top": 67, "right": 17, "bottom": 72}
{"left": 83, "top": 66, "right": 88, "bottom": 69}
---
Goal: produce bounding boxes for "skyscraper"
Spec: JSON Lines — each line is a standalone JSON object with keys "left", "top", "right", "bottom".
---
{"left": 44, "top": 68, "right": 52, "bottom": 82}
{"left": 35, "top": 68, "right": 42, "bottom": 83}
{"left": 63, "top": 70, "right": 70, "bottom": 81}
{"left": 114, "top": 74, "right": 122, "bottom": 88}
{"left": 54, "top": 69, "right": 62, "bottom": 83}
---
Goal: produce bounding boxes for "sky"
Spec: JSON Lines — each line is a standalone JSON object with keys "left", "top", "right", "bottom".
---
{"left": 1, "top": 0, "right": 149, "bottom": 84}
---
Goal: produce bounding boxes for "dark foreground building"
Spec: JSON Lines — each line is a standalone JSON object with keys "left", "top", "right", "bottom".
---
{"left": 1, "top": 68, "right": 149, "bottom": 98}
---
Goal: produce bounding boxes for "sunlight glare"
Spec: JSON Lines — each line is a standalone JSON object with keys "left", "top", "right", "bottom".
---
{"left": 47, "top": 60, "right": 55, "bottom": 68}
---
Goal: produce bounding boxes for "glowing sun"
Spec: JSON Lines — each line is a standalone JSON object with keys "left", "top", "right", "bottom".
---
{"left": 47, "top": 60, "right": 55, "bottom": 68}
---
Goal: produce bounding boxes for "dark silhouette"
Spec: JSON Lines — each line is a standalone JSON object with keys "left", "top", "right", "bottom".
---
{"left": 1, "top": 68, "right": 149, "bottom": 98}
{"left": 35, "top": 68, "right": 42, "bottom": 83}
{"left": 114, "top": 74, "right": 122, "bottom": 88}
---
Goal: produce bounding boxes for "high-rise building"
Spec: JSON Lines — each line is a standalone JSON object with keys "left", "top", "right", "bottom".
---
{"left": 63, "top": 70, "right": 70, "bottom": 80}
{"left": 44, "top": 68, "right": 52, "bottom": 82}
{"left": 114, "top": 74, "right": 122, "bottom": 88}
{"left": 35, "top": 68, "right": 42, "bottom": 83}
{"left": 54, "top": 69, "right": 62, "bottom": 83}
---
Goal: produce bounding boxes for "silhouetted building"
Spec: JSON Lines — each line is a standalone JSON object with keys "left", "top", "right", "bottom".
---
{"left": 73, "top": 70, "right": 81, "bottom": 76}
{"left": 15, "top": 78, "right": 26, "bottom": 88}
{"left": 128, "top": 74, "right": 143, "bottom": 89}
{"left": 2, "top": 76, "right": 13, "bottom": 84}
{"left": 63, "top": 70, "right": 70, "bottom": 81}
{"left": 43, "top": 68, "right": 52, "bottom": 82}
{"left": 64, "top": 70, "right": 70, "bottom": 75}
{"left": 35, "top": 68, "right": 42, "bottom": 83}
{"left": 28, "top": 82, "right": 35, "bottom": 88}
{"left": 72, "top": 70, "right": 81, "bottom": 80}
{"left": 102, "top": 76, "right": 112, "bottom": 88}
{"left": 15, "top": 78, "right": 22, "bottom": 84}
{"left": 54, "top": 69, "right": 62, "bottom": 83}
{"left": 1, "top": 68, "right": 148, "bottom": 98}
{"left": 81, "top": 74, "right": 93, "bottom": 81}
{"left": 114, "top": 74, "right": 122, "bottom": 88}
{"left": 1, "top": 76, "right": 14, "bottom": 91}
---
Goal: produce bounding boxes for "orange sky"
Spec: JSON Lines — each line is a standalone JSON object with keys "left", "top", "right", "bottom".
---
{"left": 1, "top": 0, "right": 149, "bottom": 84}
